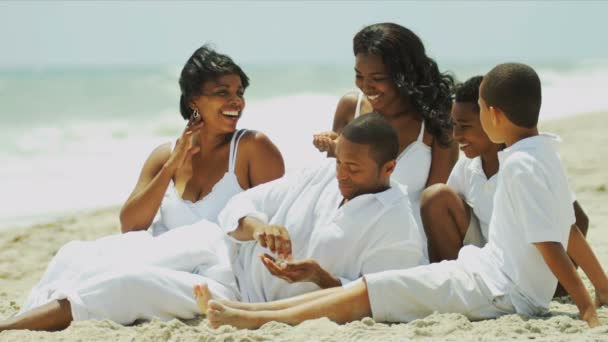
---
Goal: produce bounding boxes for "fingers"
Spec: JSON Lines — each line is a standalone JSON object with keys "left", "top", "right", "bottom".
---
{"left": 260, "top": 254, "right": 293, "bottom": 283}
{"left": 254, "top": 226, "right": 292, "bottom": 258}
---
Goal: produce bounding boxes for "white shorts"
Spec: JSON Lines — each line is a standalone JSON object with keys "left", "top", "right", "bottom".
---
{"left": 363, "top": 260, "right": 515, "bottom": 323}
{"left": 462, "top": 213, "right": 487, "bottom": 247}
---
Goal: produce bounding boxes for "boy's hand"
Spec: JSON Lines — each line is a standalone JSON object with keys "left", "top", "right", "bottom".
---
{"left": 581, "top": 306, "right": 601, "bottom": 328}
{"left": 535, "top": 241, "right": 598, "bottom": 327}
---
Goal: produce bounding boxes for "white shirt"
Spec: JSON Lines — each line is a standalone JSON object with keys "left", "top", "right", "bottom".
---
{"left": 218, "top": 159, "right": 426, "bottom": 302}
{"left": 458, "top": 133, "right": 575, "bottom": 315}
{"left": 447, "top": 156, "right": 498, "bottom": 241}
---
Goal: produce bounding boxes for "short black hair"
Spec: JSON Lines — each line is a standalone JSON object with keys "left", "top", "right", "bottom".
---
{"left": 481, "top": 63, "right": 541, "bottom": 128}
{"left": 342, "top": 112, "right": 399, "bottom": 167}
{"left": 179, "top": 44, "right": 250, "bottom": 120}
{"left": 455, "top": 75, "right": 483, "bottom": 112}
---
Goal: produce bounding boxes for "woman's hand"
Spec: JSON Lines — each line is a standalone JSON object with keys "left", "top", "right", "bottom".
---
{"left": 165, "top": 120, "right": 204, "bottom": 172}
{"left": 312, "top": 131, "right": 338, "bottom": 154}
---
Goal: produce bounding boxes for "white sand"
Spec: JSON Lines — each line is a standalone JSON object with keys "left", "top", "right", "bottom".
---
{"left": 1, "top": 112, "right": 608, "bottom": 341}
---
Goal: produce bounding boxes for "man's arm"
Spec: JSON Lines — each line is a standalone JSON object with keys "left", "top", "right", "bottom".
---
{"left": 534, "top": 241, "right": 599, "bottom": 327}
{"left": 231, "top": 217, "right": 292, "bottom": 258}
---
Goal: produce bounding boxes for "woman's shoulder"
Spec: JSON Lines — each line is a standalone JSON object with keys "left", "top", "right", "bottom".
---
{"left": 145, "top": 141, "right": 173, "bottom": 166}
{"left": 236, "top": 129, "right": 282, "bottom": 158}
{"left": 335, "top": 91, "right": 360, "bottom": 117}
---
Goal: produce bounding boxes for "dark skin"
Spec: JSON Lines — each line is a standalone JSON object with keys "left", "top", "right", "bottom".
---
{"left": 421, "top": 101, "right": 502, "bottom": 262}
{"left": 313, "top": 53, "right": 458, "bottom": 187}
{"left": 120, "top": 74, "right": 284, "bottom": 233}
{"left": 194, "top": 136, "right": 396, "bottom": 313}
{"left": 0, "top": 75, "right": 285, "bottom": 333}
{"left": 478, "top": 84, "right": 601, "bottom": 326}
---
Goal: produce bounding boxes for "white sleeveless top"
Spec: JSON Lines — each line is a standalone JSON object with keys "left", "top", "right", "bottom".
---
{"left": 149, "top": 129, "right": 247, "bottom": 236}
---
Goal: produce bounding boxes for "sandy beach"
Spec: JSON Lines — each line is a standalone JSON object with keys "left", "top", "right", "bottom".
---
{"left": 1, "top": 112, "right": 608, "bottom": 341}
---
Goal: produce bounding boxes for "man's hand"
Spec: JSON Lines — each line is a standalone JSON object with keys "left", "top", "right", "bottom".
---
{"left": 253, "top": 225, "right": 292, "bottom": 259}
{"left": 260, "top": 254, "right": 342, "bottom": 288}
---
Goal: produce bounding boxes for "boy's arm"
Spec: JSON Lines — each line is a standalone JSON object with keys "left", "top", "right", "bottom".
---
{"left": 573, "top": 201, "right": 589, "bottom": 236}
{"left": 567, "top": 225, "right": 608, "bottom": 306}
{"left": 534, "top": 241, "right": 600, "bottom": 327}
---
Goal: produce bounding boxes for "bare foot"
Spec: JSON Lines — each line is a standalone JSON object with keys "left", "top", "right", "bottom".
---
{"left": 207, "top": 300, "right": 270, "bottom": 329}
{"left": 193, "top": 282, "right": 213, "bottom": 314}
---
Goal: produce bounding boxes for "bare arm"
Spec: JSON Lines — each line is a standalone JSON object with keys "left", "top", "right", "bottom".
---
{"left": 426, "top": 136, "right": 459, "bottom": 187}
{"left": 534, "top": 241, "right": 599, "bottom": 327}
{"left": 119, "top": 121, "right": 203, "bottom": 233}
{"left": 119, "top": 143, "right": 173, "bottom": 233}
{"left": 241, "top": 131, "right": 285, "bottom": 188}
{"left": 573, "top": 201, "right": 589, "bottom": 236}
{"left": 315, "top": 92, "right": 358, "bottom": 158}
{"left": 566, "top": 225, "right": 608, "bottom": 305}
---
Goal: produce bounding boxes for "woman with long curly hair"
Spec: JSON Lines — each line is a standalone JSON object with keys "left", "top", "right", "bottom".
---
{"left": 314, "top": 23, "right": 458, "bottom": 245}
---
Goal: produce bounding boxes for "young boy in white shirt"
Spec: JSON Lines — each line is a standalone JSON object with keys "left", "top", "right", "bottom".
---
{"left": 420, "top": 76, "right": 589, "bottom": 267}
{"left": 197, "top": 63, "right": 607, "bottom": 329}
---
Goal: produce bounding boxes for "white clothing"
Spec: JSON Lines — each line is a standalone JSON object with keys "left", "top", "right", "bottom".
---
{"left": 353, "top": 92, "right": 431, "bottom": 252}
{"left": 219, "top": 159, "right": 426, "bottom": 303}
{"left": 19, "top": 130, "right": 249, "bottom": 323}
{"left": 363, "top": 260, "right": 515, "bottom": 322}
{"left": 447, "top": 156, "right": 498, "bottom": 241}
{"left": 149, "top": 129, "right": 247, "bottom": 236}
{"left": 365, "top": 133, "right": 575, "bottom": 321}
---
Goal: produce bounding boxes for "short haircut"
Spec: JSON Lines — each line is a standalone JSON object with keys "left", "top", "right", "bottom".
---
{"left": 481, "top": 63, "right": 541, "bottom": 128}
{"left": 342, "top": 113, "right": 399, "bottom": 167}
{"left": 455, "top": 75, "right": 483, "bottom": 112}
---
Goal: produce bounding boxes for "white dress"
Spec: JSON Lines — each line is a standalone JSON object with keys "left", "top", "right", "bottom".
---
{"left": 18, "top": 130, "right": 247, "bottom": 324}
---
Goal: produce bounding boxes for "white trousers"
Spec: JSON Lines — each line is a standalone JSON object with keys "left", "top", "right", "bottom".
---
{"left": 363, "top": 259, "right": 515, "bottom": 323}
{"left": 20, "top": 220, "right": 238, "bottom": 324}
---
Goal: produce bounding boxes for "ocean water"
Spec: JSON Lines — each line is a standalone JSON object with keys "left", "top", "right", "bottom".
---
{"left": 1, "top": 61, "right": 607, "bottom": 229}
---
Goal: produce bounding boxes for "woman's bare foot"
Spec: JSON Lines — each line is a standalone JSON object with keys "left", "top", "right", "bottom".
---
{"left": 207, "top": 300, "right": 272, "bottom": 329}
{"left": 193, "top": 282, "right": 213, "bottom": 314}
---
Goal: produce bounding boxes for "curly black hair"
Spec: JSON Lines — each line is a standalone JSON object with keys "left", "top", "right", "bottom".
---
{"left": 178, "top": 44, "right": 250, "bottom": 121}
{"left": 455, "top": 75, "right": 483, "bottom": 112}
{"left": 354, "top": 23, "right": 455, "bottom": 146}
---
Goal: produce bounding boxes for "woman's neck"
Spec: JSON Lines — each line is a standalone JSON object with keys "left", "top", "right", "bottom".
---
{"left": 195, "top": 128, "right": 233, "bottom": 154}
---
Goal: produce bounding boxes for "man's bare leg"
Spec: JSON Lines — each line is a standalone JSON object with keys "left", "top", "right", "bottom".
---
{"left": 420, "top": 184, "right": 470, "bottom": 263}
{"left": 207, "top": 280, "right": 371, "bottom": 329}
{"left": 0, "top": 299, "right": 73, "bottom": 332}
{"left": 194, "top": 282, "right": 344, "bottom": 313}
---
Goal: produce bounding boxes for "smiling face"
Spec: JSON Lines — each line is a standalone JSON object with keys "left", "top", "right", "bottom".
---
{"left": 334, "top": 136, "right": 392, "bottom": 200}
{"left": 354, "top": 53, "right": 405, "bottom": 116}
{"left": 190, "top": 74, "right": 245, "bottom": 133}
{"left": 451, "top": 102, "right": 497, "bottom": 158}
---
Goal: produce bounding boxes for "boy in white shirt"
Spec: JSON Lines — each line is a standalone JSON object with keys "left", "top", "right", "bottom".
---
{"left": 421, "top": 76, "right": 589, "bottom": 266}
{"left": 198, "top": 63, "right": 606, "bottom": 329}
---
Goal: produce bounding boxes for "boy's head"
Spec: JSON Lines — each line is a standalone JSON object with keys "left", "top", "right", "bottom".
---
{"left": 335, "top": 112, "right": 398, "bottom": 200}
{"left": 452, "top": 76, "right": 498, "bottom": 159}
{"left": 479, "top": 63, "right": 541, "bottom": 143}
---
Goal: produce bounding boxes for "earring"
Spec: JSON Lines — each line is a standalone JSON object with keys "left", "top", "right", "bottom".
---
{"left": 190, "top": 108, "right": 200, "bottom": 123}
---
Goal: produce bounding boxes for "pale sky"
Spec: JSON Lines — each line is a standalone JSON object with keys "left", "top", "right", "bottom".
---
{"left": 1, "top": 1, "right": 607, "bottom": 68}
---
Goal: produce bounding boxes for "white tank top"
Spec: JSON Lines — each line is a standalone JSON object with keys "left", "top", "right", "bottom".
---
{"left": 149, "top": 129, "right": 247, "bottom": 236}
